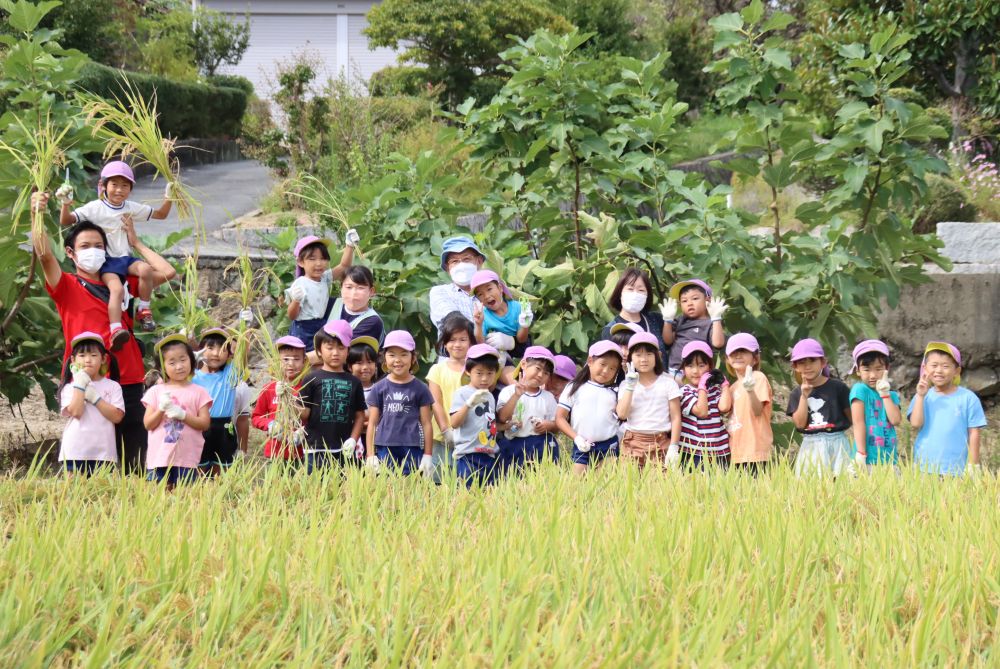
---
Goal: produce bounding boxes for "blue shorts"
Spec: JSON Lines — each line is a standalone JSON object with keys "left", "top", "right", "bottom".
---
{"left": 289, "top": 317, "right": 326, "bottom": 353}
{"left": 679, "top": 450, "right": 731, "bottom": 470}
{"left": 571, "top": 436, "right": 619, "bottom": 466}
{"left": 305, "top": 450, "right": 347, "bottom": 473}
{"left": 62, "top": 460, "right": 114, "bottom": 476}
{"left": 146, "top": 466, "right": 199, "bottom": 485}
{"left": 498, "top": 434, "right": 558, "bottom": 473}
{"left": 455, "top": 452, "right": 501, "bottom": 487}
{"left": 100, "top": 255, "right": 141, "bottom": 280}
{"left": 376, "top": 446, "right": 422, "bottom": 475}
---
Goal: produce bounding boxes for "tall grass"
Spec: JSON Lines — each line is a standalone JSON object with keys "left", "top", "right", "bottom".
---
{"left": 1, "top": 462, "right": 997, "bottom": 666}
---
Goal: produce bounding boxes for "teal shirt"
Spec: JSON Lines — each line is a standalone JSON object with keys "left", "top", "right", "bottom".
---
{"left": 849, "top": 383, "right": 899, "bottom": 465}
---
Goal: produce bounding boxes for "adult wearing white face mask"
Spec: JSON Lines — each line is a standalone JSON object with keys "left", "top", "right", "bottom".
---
{"left": 599, "top": 268, "right": 669, "bottom": 360}
{"left": 31, "top": 192, "right": 177, "bottom": 474}
{"left": 428, "top": 235, "right": 486, "bottom": 340}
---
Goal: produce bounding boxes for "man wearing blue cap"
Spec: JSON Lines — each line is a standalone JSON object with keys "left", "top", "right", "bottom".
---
{"left": 428, "top": 235, "right": 486, "bottom": 338}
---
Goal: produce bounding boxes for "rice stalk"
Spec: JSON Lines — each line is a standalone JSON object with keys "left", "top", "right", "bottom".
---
{"left": 222, "top": 249, "right": 279, "bottom": 383}
{"left": 167, "top": 254, "right": 212, "bottom": 339}
{"left": 0, "top": 114, "right": 74, "bottom": 236}
{"left": 252, "top": 317, "right": 309, "bottom": 448}
{"left": 289, "top": 174, "right": 363, "bottom": 258}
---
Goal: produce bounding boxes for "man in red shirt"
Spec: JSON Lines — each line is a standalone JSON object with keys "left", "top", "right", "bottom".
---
{"left": 32, "top": 192, "right": 176, "bottom": 472}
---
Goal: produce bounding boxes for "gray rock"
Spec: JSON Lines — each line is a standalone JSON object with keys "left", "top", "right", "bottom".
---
{"left": 963, "top": 367, "right": 1000, "bottom": 397}
{"left": 937, "top": 222, "right": 1000, "bottom": 264}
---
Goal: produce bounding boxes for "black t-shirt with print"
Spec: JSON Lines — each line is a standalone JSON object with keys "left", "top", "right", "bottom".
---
{"left": 786, "top": 377, "right": 851, "bottom": 433}
{"left": 301, "top": 370, "right": 366, "bottom": 450}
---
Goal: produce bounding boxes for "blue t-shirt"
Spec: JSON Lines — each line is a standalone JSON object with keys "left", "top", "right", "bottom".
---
{"left": 483, "top": 299, "right": 521, "bottom": 338}
{"left": 193, "top": 363, "right": 237, "bottom": 419}
{"left": 907, "top": 386, "right": 987, "bottom": 475}
{"left": 849, "top": 383, "right": 900, "bottom": 465}
{"left": 367, "top": 377, "right": 434, "bottom": 448}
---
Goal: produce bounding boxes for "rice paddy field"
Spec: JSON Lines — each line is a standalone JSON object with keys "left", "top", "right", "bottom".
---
{"left": 1, "top": 458, "right": 998, "bottom": 668}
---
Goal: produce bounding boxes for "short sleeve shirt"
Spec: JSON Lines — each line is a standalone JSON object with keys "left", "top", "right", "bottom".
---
{"left": 619, "top": 374, "right": 681, "bottom": 433}
{"left": 667, "top": 316, "right": 716, "bottom": 370}
{"left": 429, "top": 283, "right": 477, "bottom": 333}
{"left": 449, "top": 385, "right": 498, "bottom": 457}
{"left": 72, "top": 199, "right": 153, "bottom": 258}
{"left": 908, "top": 386, "right": 987, "bottom": 475}
{"left": 496, "top": 385, "right": 557, "bottom": 439}
{"left": 850, "top": 383, "right": 900, "bottom": 465}
{"left": 142, "top": 383, "right": 213, "bottom": 469}
{"left": 558, "top": 382, "right": 619, "bottom": 442}
{"left": 300, "top": 369, "right": 366, "bottom": 452}
{"left": 601, "top": 312, "right": 667, "bottom": 360}
{"left": 786, "top": 378, "right": 851, "bottom": 433}
{"left": 328, "top": 300, "right": 385, "bottom": 345}
{"left": 367, "top": 377, "right": 434, "bottom": 448}
{"left": 285, "top": 270, "right": 333, "bottom": 320}
{"left": 426, "top": 361, "right": 466, "bottom": 441}
{"left": 59, "top": 378, "right": 125, "bottom": 462}
{"left": 728, "top": 371, "right": 774, "bottom": 463}
{"left": 482, "top": 300, "right": 521, "bottom": 338}
{"left": 679, "top": 383, "right": 730, "bottom": 456}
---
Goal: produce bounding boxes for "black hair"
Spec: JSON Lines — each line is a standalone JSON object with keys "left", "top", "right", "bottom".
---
{"left": 343, "top": 264, "right": 375, "bottom": 287}
{"left": 59, "top": 339, "right": 120, "bottom": 393}
{"left": 519, "top": 357, "right": 554, "bottom": 377}
{"left": 64, "top": 221, "right": 109, "bottom": 251}
{"left": 608, "top": 268, "right": 655, "bottom": 313}
{"left": 156, "top": 340, "right": 197, "bottom": 379}
{"left": 298, "top": 241, "right": 331, "bottom": 263}
{"left": 465, "top": 355, "right": 500, "bottom": 374}
{"left": 347, "top": 342, "right": 382, "bottom": 381}
{"left": 314, "top": 330, "right": 347, "bottom": 352}
{"left": 568, "top": 351, "right": 622, "bottom": 396}
{"left": 609, "top": 330, "right": 633, "bottom": 348}
{"left": 627, "top": 342, "right": 664, "bottom": 375}
{"left": 277, "top": 344, "right": 306, "bottom": 357}
{"left": 857, "top": 351, "right": 890, "bottom": 368}
{"left": 678, "top": 284, "right": 708, "bottom": 299}
{"left": 681, "top": 350, "right": 725, "bottom": 387}
{"left": 437, "top": 311, "right": 475, "bottom": 352}
{"left": 200, "top": 333, "right": 231, "bottom": 352}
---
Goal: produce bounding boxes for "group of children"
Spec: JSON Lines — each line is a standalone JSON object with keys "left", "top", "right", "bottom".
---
{"left": 51, "top": 163, "right": 988, "bottom": 484}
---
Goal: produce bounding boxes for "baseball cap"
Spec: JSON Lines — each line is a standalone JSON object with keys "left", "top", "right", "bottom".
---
{"left": 790, "top": 338, "right": 825, "bottom": 362}
{"left": 681, "top": 340, "right": 713, "bottom": 362}
{"left": 627, "top": 332, "right": 659, "bottom": 350}
{"left": 320, "top": 319, "right": 354, "bottom": 346}
{"left": 922, "top": 341, "right": 962, "bottom": 385}
{"left": 588, "top": 340, "right": 624, "bottom": 360}
{"left": 275, "top": 335, "right": 306, "bottom": 349}
{"left": 512, "top": 345, "right": 555, "bottom": 380}
{"left": 383, "top": 330, "right": 416, "bottom": 352}
{"left": 669, "top": 278, "right": 712, "bottom": 300}
{"left": 293, "top": 235, "right": 331, "bottom": 277}
{"left": 609, "top": 322, "right": 644, "bottom": 337}
{"left": 553, "top": 355, "right": 577, "bottom": 381}
{"left": 469, "top": 269, "right": 512, "bottom": 298}
{"left": 850, "top": 339, "right": 890, "bottom": 373}
{"left": 349, "top": 335, "right": 380, "bottom": 353}
{"left": 70, "top": 331, "right": 106, "bottom": 349}
{"left": 725, "top": 333, "right": 760, "bottom": 356}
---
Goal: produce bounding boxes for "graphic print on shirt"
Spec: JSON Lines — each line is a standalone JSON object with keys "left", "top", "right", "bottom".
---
{"left": 807, "top": 396, "right": 831, "bottom": 430}
{"left": 164, "top": 417, "right": 183, "bottom": 444}
{"left": 386, "top": 390, "right": 412, "bottom": 415}
{"left": 319, "top": 378, "right": 352, "bottom": 423}
{"left": 473, "top": 402, "right": 497, "bottom": 452}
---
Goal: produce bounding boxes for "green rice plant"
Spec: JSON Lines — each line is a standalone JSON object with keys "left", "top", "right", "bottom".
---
{"left": 252, "top": 318, "right": 308, "bottom": 448}
{"left": 290, "top": 173, "right": 363, "bottom": 258}
{"left": 166, "top": 254, "right": 212, "bottom": 340}
{"left": 0, "top": 114, "right": 74, "bottom": 237}
{"left": 81, "top": 81, "right": 200, "bottom": 224}
{"left": 222, "top": 250, "right": 279, "bottom": 383}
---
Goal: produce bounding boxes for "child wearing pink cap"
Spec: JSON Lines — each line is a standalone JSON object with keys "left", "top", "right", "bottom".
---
{"left": 366, "top": 330, "right": 435, "bottom": 476}
{"left": 616, "top": 332, "right": 681, "bottom": 468}
{"left": 58, "top": 332, "right": 125, "bottom": 475}
{"left": 299, "top": 320, "right": 367, "bottom": 472}
{"left": 662, "top": 279, "right": 727, "bottom": 376}
{"left": 252, "top": 335, "right": 308, "bottom": 461}
{"left": 470, "top": 269, "right": 533, "bottom": 355}
{"left": 908, "top": 342, "right": 987, "bottom": 476}
{"left": 496, "top": 346, "right": 560, "bottom": 472}
{"left": 449, "top": 344, "right": 503, "bottom": 486}
{"left": 546, "top": 355, "right": 577, "bottom": 400}
{"left": 556, "top": 340, "right": 624, "bottom": 474}
{"left": 673, "top": 341, "right": 732, "bottom": 468}
{"left": 725, "top": 333, "right": 773, "bottom": 473}
{"left": 285, "top": 233, "right": 359, "bottom": 358}
{"left": 848, "top": 340, "right": 901, "bottom": 469}
{"left": 786, "top": 338, "right": 853, "bottom": 477}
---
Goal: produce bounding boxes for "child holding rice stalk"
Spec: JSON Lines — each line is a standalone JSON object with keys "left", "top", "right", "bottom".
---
{"left": 252, "top": 335, "right": 309, "bottom": 462}
{"left": 58, "top": 331, "right": 125, "bottom": 476}
{"left": 57, "top": 161, "right": 174, "bottom": 345}
{"left": 192, "top": 326, "right": 252, "bottom": 477}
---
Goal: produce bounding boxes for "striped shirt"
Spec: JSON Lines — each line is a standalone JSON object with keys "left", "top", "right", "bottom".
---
{"left": 679, "top": 383, "right": 730, "bottom": 456}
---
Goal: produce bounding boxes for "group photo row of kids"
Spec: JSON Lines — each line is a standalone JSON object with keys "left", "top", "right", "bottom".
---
{"left": 29, "top": 163, "right": 988, "bottom": 488}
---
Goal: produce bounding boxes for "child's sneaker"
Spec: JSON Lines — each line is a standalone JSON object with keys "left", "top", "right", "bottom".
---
{"left": 136, "top": 307, "right": 156, "bottom": 332}
{"left": 109, "top": 325, "right": 131, "bottom": 351}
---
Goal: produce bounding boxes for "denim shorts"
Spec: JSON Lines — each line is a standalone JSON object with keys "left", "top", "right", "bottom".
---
{"left": 455, "top": 452, "right": 501, "bottom": 487}
{"left": 376, "top": 446, "right": 422, "bottom": 475}
{"left": 289, "top": 317, "right": 325, "bottom": 353}
{"left": 570, "top": 436, "right": 619, "bottom": 466}
{"left": 146, "top": 466, "right": 198, "bottom": 485}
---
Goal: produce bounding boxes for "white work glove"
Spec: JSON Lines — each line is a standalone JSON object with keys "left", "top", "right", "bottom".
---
{"left": 365, "top": 455, "right": 381, "bottom": 471}
{"left": 854, "top": 451, "right": 867, "bottom": 471}
{"left": 157, "top": 391, "right": 174, "bottom": 412}
{"left": 290, "top": 427, "right": 307, "bottom": 447}
{"left": 965, "top": 463, "right": 982, "bottom": 479}
{"left": 660, "top": 297, "right": 678, "bottom": 324}
{"left": 289, "top": 285, "right": 307, "bottom": 303}
{"left": 164, "top": 182, "right": 174, "bottom": 199}
{"left": 418, "top": 454, "right": 435, "bottom": 478}
{"left": 239, "top": 309, "right": 254, "bottom": 324}
{"left": 55, "top": 183, "right": 74, "bottom": 205}
{"left": 84, "top": 385, "right": 102, "bottom": 405}
{"left": 164, "top": 404, "right": 186, "bottom": 422}
{"left": 341, "top": 437, "right": 357, "bottom": 457}
{"left": 741, "top": 367, "right": 756, "bottom": 390}
{"left": 664, "top": 443, "right": 681, "bottom": 468}
{"left": 465, "top": 388, "right": 492, "bottom": 408}
{"left": 518, "top": 300, "right": 534, "bottom": 328}
{"left": 71, "top": 366, "right": 92, "bottom": 389}
{"left": 620, "top": 362, "right": 639, "bottom": 392}
{"left": 573, "top": 435, "right": 593, "bottom": 453}
{"left": 707, "top": 296, "right": 728, "bottom": 322}
{"left": 275, "top": 382, "right": 290, "bottom": 398}
{"left": 267, "top": 420, "right": 283, "bottom": 439}
{"left": 875, "top": 371, "right": 891, "bottom": 397}
{"left": 442, "top": 428, "right": 455, "bottom": 449}
{"left": 345, "top": 228, "right": 360, "bottom": 248}
{"left": 485, "top": 332, "right": 516, "bottom": 351}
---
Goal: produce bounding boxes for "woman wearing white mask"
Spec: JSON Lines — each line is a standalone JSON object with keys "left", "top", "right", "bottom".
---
{"left": 428, "top": 235, "right": 486, "bottom": 342}
{"left": 600, "top": 268, "right": 670, "bottom": 361}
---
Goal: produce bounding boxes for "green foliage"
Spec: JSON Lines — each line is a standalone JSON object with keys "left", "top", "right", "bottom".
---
{"left": 0, "top": 0, "right": 132, "bottom": 68}
{"left": 0, "top": 0, "right": 104, "bottom": 408}
{"left": 364, "top": 0, "right": 572, "bottom": 106}
{"left": 76, "top": 62, "right": 248, "bottom": 138}
{"left": 545, "top": 0, "right": 641, "bottom": 57}
{"left": 191, "top": 7, "right": 250, "bottom": 77}
{"left": 913, "top": 174, "right": 976, "bottom": 233}
{"left": 369, "top": 65, "right": 434, "bottom": 97}
{"left": 206, "top": 73, "right": 254, "bottom": 96}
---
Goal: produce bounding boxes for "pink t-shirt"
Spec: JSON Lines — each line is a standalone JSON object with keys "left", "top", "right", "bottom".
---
{"left": 59, "top": 378, "right": 125, "bottom": 462}
{"left": 142, "top": 383, "right": 213, "bottom": 469}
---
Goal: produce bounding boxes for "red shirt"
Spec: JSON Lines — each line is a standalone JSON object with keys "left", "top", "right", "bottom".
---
{"left": 251, "top": 380, "right": 304, "bottom": 459}
{"left": 46, "top": 272, "right": 145, "bottom": 386}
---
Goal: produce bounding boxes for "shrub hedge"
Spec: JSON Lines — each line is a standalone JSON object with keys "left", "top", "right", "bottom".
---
{"left": 76, "top": 62, "right": 248, "bottom": 138}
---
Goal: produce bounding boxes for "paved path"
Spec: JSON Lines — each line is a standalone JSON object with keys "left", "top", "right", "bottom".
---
{"left": 128, "top": 160, "right": 275, "bottom": 256}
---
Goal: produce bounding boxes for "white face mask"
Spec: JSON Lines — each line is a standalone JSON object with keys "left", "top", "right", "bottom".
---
{"left": 620, "top": 290, "right": 647, "bottom": 313}
{"left": 75, "top": 247, "right": 106, "bottom": 273}
{"left": 449, "top": 262, "right": 477, "bottom": 286}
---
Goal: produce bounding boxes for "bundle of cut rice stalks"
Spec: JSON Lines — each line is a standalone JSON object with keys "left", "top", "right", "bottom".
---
{"left": 253, "top": 319, "right": 309, "bottom": 453}
{"left": 0, "top": 114, "right": 74, "bottom": 238}
{"left": 291, "top": 174, "right": 363, "bottom": 258}
{"left": 222, "top": 249, "right": 278, "bottom": 383}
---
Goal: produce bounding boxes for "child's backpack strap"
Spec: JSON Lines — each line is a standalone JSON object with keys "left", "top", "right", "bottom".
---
{"left": 331, "top": 297, "right": 379, "bottom": 332}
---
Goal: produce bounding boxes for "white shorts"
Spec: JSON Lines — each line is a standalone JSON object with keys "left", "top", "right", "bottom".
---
{"left": 794, "top": 431, "right": 852, "bottom": 478}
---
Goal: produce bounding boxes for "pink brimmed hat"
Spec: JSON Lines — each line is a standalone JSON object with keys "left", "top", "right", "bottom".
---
{"left": 383, "top": 330, "right": 416, "bottom": 352}
{"left": 276, "top": 335, "right": 306, "bottom": 349}
{"left": 850, "top": 339, "right": 890, "bottom": 373}
{"left": 70, "top": 331, "right": 106, "bottom": 349}
{"left": 681, "top": 340, "right": 713, "bottom": 362}
{"left": 725, "top": 333, "right": 760, "bottom": 356}
{"left": 466, "top": 343, "right": 501, "bottom": 361}
{"left": 588, "top": 340, "right": 624, "bottom": 360}
{"left": 790, "top": 338, "right": 825, "bottom": 362}
{"left": 469, "top": 269, "right": 512, "bottom": 299}
{"left": 293, "top": 235, "right": 332, "bottom": 277}
{"left": 512, "top": 345, "right": 555, "bottom": 380}
{"left": 320, "top": 319, "right": 353, "bottom": 346}
{"left": 627, "top": 332, "right": 659, "bottom": 350}
{"left": 553, "top": 355, "right": 577, "bottom": 381}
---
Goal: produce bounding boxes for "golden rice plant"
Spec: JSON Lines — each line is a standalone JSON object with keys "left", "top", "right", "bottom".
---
{"left": 290, "top": 173, "right": 363, "bottom": 258}
{"left": 167, "top": 254, "right": 212, "bottom": 340}
{"left": 222, "top": 249, "right": 279, "bottom": 383}
{"left": 252, "top": 317, "right": 309, "bottom": 449}
{"left": 81, "top": 80, "right": 200, "bottom": 225}
{"left": 0, "top": 114, "right": 74, "bottom": 237}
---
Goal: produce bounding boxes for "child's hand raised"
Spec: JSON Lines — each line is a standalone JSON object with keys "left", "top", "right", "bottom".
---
{"left": 518, "top": 300, "right": 533, "bottom": 328}
{"left": 620, "top": 363, "right": 639, "bottom": 392}
{"left": 915, "top": 373, "right": 930, "bottom": 397}
{"left": 472, "top": 301, "right": 484, "bottom": 326}
{"left": 707, "top": 296, "right": 728, "bottom": 322}
{"left": 800, "top": 379, "right": 813, "bottom": 398}
{"left": 660, "top": 297, "right": 678, "bottom": 323}
{"left": 31, "top": 191, "right": 50, "bottom": 212}
{"left": 875, "top": 370, "right": 892, "bottom": 397}
{"left": 55, "top": 183, "right": 74, "bottom": 205}
{"left": 741, "top": 366, "right": 756, "bottom": 389}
